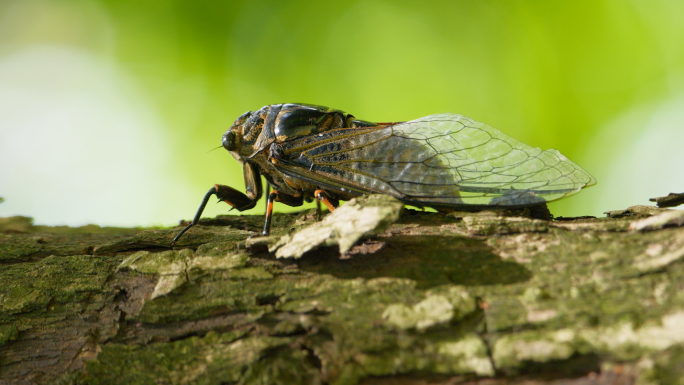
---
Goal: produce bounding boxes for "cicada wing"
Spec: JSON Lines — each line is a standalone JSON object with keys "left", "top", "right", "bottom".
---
{"left": 278, "top": 114, "right": 596, "bottom": 208}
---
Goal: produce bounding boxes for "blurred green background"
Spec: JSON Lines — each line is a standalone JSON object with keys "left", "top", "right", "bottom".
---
{"left": 1, "top": 0, "right": 683, "bottom": 227}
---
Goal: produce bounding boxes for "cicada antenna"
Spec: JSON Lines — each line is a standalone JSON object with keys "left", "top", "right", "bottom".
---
{"left": 205, "top": 145, "right": 223, "bottom": 154}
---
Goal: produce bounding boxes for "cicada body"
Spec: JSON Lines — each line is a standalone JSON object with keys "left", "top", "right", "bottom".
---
{"left": 171, "top": 103, "right": 595, "bottom": 244}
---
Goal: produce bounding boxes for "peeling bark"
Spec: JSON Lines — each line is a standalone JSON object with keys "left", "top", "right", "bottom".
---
{"left": 1, "top": 196, "right": 684, "bottom": 384}
{"left": 650, "top": 192, "right": 684, "bottom": 208}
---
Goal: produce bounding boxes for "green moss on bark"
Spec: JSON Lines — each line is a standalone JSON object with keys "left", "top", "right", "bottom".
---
{"left": 1, "top": 197, "right": 684, "bottom": 384}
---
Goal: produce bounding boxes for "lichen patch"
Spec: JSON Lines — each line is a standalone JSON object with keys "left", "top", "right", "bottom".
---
{"left": 272, "top": 195, "right": 404, "bottom": 258}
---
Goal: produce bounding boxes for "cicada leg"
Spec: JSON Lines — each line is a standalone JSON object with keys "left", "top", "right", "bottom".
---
{"left": 264, "top": 181, "right": 271, "bottom": 213}
{"left": 315, "top": 199, "right": 322, "bottom": 221}
{"left": 171, "top": 184, "right": 259, "bottom": 246}
{"left": 262, "top": 190, "right": 304, "bottom": 235}
{"left": 314, "top": 189, "right": 338, "bottom": 212}
{"left": 172, "top": 162, "right": 265, "bottom": 246}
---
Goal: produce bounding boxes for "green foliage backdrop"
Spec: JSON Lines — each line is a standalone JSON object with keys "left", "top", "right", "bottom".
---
{"left": 1, "top": 0, "right": 683, "bottom": 225}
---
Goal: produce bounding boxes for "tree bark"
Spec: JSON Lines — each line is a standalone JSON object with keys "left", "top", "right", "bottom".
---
{"left": 1, "top": 197, "right": 684, "bottom": 385}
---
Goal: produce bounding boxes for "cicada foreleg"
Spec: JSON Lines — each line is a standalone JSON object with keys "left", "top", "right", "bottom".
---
{"left": 171, "top": 163, "right": 263, "bottom": 246}
{"left": 170, "top": 184, "right": 260, "bottom": 246}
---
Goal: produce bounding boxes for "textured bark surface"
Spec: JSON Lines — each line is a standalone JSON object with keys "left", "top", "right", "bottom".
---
{"left": 1, "top": 196, "right": 684, "bottom": 385}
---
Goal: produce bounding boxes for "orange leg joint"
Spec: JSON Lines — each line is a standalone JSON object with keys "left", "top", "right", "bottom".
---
{"left": 314, "top": 189, "right": 336, "bottom": 212}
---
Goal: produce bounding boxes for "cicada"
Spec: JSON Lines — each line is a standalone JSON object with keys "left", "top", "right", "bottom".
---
{"left": 171, "top": 103, "right": 595, "bottom": 244}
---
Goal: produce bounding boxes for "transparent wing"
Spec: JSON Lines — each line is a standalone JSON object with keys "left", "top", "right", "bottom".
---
{"left": 278, "top": 114, "right": 596, "bottom": 207}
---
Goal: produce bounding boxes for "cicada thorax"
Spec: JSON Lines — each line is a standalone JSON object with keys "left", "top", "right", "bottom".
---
{"left": 228, "top": 103, "right": 378, "bottom": 158}
{"left": 273, "top": 104, "right": 355, "bottom": 142}
{"left": 223, "top": 104, "right": 369, "bottom": 200}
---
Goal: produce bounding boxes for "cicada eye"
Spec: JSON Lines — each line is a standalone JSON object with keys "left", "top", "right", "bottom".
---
{"left": 222, "top": 131, "right": 238, "bottom": 151}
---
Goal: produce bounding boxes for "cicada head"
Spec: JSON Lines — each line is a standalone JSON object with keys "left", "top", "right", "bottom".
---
{"left": 222, "top": 105, "right": 272, "bottom": 161}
